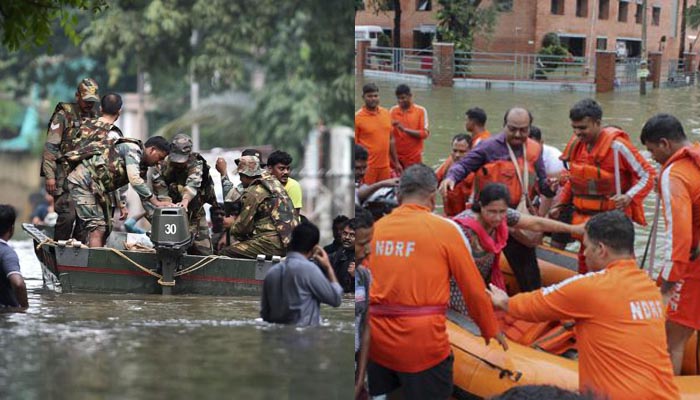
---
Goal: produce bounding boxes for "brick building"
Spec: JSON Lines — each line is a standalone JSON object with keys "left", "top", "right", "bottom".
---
{"left": 355, "top": 0, "right": 698, "bottom": 62}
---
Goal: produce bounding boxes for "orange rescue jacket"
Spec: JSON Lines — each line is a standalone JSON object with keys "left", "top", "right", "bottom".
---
{"left": 561, "top": 127, "right": 647, "bottom": 224}
{"left": 473, "top": 138, "right": 541, "bottom": 207}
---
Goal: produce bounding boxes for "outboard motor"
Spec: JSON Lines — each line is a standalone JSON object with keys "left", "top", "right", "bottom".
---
{"left": 148, "top": 207, "right": 193, "bottom": 295}
{"left": 363, "top": 187, "right": 399, "bottom": 221}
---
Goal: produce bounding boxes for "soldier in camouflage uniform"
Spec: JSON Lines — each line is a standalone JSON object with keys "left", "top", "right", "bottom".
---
{"left": 61, "top": 93, "right": 127, "bottom": 238}
{"left": 215, "top": 149, "right": 267, "bottom": 250}
{"left": 150, "top": 133, "right": 216, "bottom": 255}
{"left": 65, "top": 136, "right": 173, "bottom": 247}
{"left": 220, "top": 155, "right": 297, "bottom": 259}
{"left": 42, "top": 78, "right": 100, "bottom": 240}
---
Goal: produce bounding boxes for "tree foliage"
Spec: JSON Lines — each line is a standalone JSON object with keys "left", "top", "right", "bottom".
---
{"left": 3, "top": 0, "right": 353, "bottom": 161}
{"left": 537, "top": 32, "right": 569, "bottom": 73}
{"left": 436, "top": 0, "right": 498, "bottom": 52}
{"left": 0, "top": 0, "right": 106, "bottom": 51}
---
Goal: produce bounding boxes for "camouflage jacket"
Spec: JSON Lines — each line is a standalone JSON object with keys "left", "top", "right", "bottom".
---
{"left": 151, "top": 153, "right": 216, "bottom": 217}
{"left": 62, "top": 118, "right": 123, "bottom": 155}
{"left": 41, "top": 102, "right": 99, "bottom": 187}
{"left": 231, "top": 175, "right": 297, "bottom": 246}
{"left": 65, "top": 138, "right": 153, "bottom": 199}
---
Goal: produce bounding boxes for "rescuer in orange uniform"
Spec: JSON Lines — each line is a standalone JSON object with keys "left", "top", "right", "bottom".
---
{"left": 367, "top": 164, "right": 506, "bottom": 399}
{"left": 640, "top": 113, "right": 700, "bottom": 375}
{"left": 435, "top": 133, "right": 473, "bottom": 216}
{"left": 466, "top": 107, "right": 491, "bottom": 148}
{"left": 488, "top": 211, "right": 679, "bottom": 400}
{"left": 389, "top": 84, "right": 429, "bottom": 169}
{"left": 552, "top": 98, "right": 655, "bottom": 273}
{"left": 355, "top": 83, "right": 402, "bottom": 184}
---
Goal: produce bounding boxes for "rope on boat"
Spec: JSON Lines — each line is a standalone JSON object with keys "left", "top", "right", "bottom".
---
{"left": 173, "top": 255, "right": 226, "bottom": 277}
{"left": 107, "top": 248, "right": 163, "bottom": 279}
{"left": 451, "top": 342, "right": 523, "bottom": 382}
{"left": 640, "top": 194, "right": 661, "bottom": 272}
{"left": 34, "top": 236, "right": 226, "bottom": 286}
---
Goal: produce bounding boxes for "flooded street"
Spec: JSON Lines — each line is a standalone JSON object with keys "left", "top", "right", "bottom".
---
{"left": 356, "top": 78, "right": 700, "bottom": 269}
{"left": 0, "top": 240, "right": 352, "bottom": 400}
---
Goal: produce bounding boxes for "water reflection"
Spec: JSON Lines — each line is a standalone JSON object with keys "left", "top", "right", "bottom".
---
{"left": 0, "top": 240, "right": 352, "bottom": 400}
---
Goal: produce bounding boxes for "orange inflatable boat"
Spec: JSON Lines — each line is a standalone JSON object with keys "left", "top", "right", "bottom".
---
{"left": 448, "top": 244, "right": 700, "bottom": 399}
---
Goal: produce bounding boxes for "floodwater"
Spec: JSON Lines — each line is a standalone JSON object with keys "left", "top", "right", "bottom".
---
{"left": 0, "top": 240, "right": 353, "bottom": 400}
{"left": 356, "top": 77, "right": 700, "bottom": 270}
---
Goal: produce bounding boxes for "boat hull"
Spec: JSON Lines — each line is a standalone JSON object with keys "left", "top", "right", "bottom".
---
{"left": 23, "top": 223, "right": 272, "bottom": 296}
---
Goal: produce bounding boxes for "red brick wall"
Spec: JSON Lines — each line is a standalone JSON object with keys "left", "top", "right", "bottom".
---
{"left": 355, "top": 0, "right": 700, "bottom": 61}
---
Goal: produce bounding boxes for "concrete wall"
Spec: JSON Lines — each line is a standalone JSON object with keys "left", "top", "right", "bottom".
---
{"left": 0, "top": 152, "right": 42, "bottom": 220}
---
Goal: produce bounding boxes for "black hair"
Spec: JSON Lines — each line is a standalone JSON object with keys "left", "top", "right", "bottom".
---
{"left": 288, "top": 221, "right": 320, "bottom": 253}
{"left": 267, "top": 150, "right": 293, "bottom": 167}
{"left": 492, "top": 384, "right": 594, "bottom": 400}
{"left": 528, "top": 125, "right": 542, "bottom": 142}
{"left": 398, "top": 164, "right": 438, "bottom": 198}
{"left": 395, "top": 84, "right": 411, "bottom": 96}
{"left": 101, "top": 93, "right": 122, "bottom": 115}
{"left": 640, "top": 113, "right": 687, "bottom": 144}
{"left": 0, "top": 204, "right": 16, "bottom": 237}
{"left": 452, "top": 133, "right": 472, "bottom": 147}
{"left": 332, "top": 215, "right": 349, "bottom": 229}
{"left": 569, "top": 98, "right": 603, "bottom": 122}
{"left": 362, "top": 83, "right": 379, "bottom": 95}
{"left": 351, "top": 206, "right": 374, "bottom": 230}
{"left": 354, "top": 144, "right": 369, "bottom": 161}
{"left": 472, "top": 183, "right": 510, "bottom": 212}
{"left": 466, "top": 107, "right": 487, "bottom": 125}
{"left": 585, "top": 211, "right": 635, "bottom": 255}
{"left": 503, "top": 107, "right": 533, "bottom": 126}
{"left": 144, "top": 136, "right": 171, "bottom": 153}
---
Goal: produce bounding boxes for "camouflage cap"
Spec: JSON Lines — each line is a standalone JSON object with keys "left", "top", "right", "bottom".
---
{"left": 169, "top": 133, "right": 193, "bottom": 163}
{"left": 235, "top": 148, "right": 266, "bottom": 167}
{"left": 77, "top": 78, "right": 99, "bottom": 102}
{"left": 237, "top": 155, "right": 264, "bottom": 177}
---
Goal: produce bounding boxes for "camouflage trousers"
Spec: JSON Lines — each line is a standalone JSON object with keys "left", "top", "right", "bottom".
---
{"left": 67, "top": 166, "right": 108, "bottom": 234}
{"left": 188, "top": 209, "right": 212, "bottom": 256}
{"left": 220, "top": 232, "right": 285, "bottom": 259}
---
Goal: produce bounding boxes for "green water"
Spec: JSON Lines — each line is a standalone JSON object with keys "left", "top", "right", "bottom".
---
{"left": 0, "top": 240, "right": 352, "bottom": 400}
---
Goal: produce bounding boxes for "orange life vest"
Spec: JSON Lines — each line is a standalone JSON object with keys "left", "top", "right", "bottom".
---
{"left": 561, "top": 126, "right": 646, "bottom": 224}
{"left": 473, "top": 138, "right": 542, "bottom": 207}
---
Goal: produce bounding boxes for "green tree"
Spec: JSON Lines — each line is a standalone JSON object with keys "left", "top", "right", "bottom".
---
{"left": 0, "top": 0, "right": 106, "bottom": 51}
{"left": 536, "top": 32, "right": 569, "bottom": 76}
{"left": 436, "top": 0, "right": 498, "bottom": 52}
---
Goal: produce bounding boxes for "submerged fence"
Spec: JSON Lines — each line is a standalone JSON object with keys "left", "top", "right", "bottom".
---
{"left": 358, "top": 43, "right": 699, "bottom": 91}
{"left": 453, "top": 51, "right": 593, "bottom": 82}
{"left": 365, "top": 47, "right": 433, "bottom": 76}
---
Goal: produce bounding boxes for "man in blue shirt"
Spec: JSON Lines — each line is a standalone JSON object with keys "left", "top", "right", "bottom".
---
{"left": 0, "top": 205, "right": 28, "bottom": 310}
{"left": 260, "top": 221, "right": 343, "bottom": 326}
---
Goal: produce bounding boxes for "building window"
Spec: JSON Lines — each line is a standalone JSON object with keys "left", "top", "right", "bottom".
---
{"left": 576, "top": 0, "right": 588, "bottom": 18}
{"left": 416, "top": 0, "right": 431, "bottom": 11}
{"left": 380, "top": 1, "right": 395, "bottom": 11}
{"left": 618, "top": 1, "right": 628, "bottom": 23}
{"left": 551, "top": 0, "right": 565, "bottom": 15}
{"left": 597, "top": 37, "right": 607, "bottom": 50}
{"left": 496, "top": 0, "right": 513, "bottom": 12}
{"left": 599, "top": 0, "right": 610, "bottom": 20}
{"left": 652, "top": 6, "right": 661, "bottom": 26}
{"left": 635, "top": 3, "right": 643, "bottom": 24}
